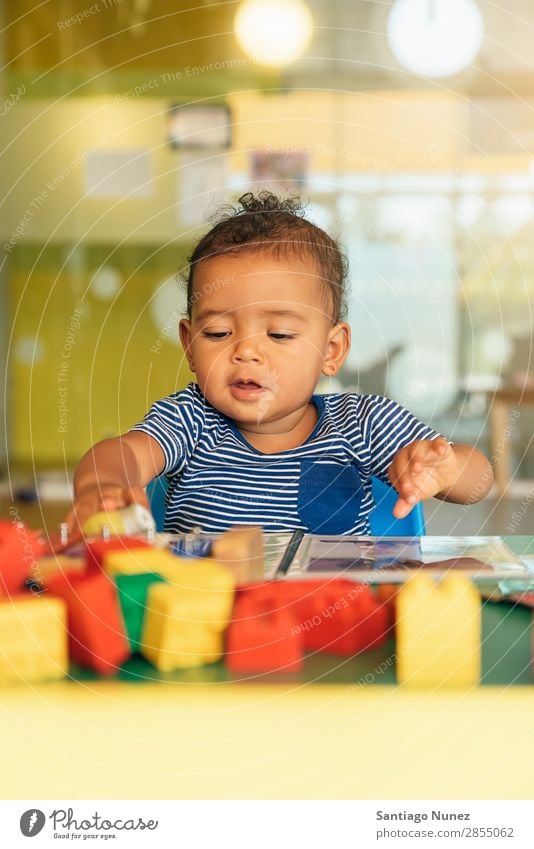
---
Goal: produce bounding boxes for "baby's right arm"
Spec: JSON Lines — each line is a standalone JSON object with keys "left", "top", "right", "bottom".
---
{"left": 66, "top": 431, "right": 165, "bottom": 536}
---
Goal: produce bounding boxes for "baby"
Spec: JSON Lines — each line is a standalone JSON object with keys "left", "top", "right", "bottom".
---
{"left": 69, "top": 191, "right": 493, "bottom": 536}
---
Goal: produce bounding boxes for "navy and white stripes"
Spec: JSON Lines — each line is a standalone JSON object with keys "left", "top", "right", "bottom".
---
{"left": 130, "top": 383, "right": 440, "bottom": 535}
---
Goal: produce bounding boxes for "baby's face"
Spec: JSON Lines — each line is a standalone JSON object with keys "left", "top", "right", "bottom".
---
{"left": 179, "top": 252, "right": 350, "bottom": 438}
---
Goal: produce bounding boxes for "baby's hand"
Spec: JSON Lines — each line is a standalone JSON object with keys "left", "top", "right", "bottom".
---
{"left": 388, "top": 437, "right": 459, "bottom": 519}
{"left": 64, "top": 484, "right": 149, "bottom": 540}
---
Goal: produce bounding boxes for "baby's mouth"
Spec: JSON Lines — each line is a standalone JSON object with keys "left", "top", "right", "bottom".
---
{"left": 230, "top": 379, "right": 269, "bottom": 399}
{"left": 233, "top": 380, "right": 262, "bottom": 390}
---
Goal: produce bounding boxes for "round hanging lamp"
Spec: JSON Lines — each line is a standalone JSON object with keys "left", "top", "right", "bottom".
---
{"left": 387, "top": 0, "right": 484, "bottom": 78}
{"left": 234, "top": 0, "right": 313, "bottom": 67}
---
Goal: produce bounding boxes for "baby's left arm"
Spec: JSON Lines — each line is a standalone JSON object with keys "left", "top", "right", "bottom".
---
{"left": 388, "top": 438, "right": 494, "bottom": 519}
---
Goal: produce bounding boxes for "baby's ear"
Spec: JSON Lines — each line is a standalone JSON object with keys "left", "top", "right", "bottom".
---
{"left": 323, "top": 322, "right": 351, "bottom": 375}
{"left": 178, "top": 319, "right": 195, "bottom": 371}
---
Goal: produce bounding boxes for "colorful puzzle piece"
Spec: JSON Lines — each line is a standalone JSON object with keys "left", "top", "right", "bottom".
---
{"left": 396, "top": 574, "right": 481, "bottom": 687}
{"left": 47, "top": 570, "right": 131, "bottom": 675}
{"left": 0, "top": 596, "right": 68, "bottom": 684}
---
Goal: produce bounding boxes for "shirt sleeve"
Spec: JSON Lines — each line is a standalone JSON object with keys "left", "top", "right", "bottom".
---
{"left": 357, "top": 394, "right": 443, "bottom": 483}
{"left": 128, "top": 387, "right": 203, "bottom": 476}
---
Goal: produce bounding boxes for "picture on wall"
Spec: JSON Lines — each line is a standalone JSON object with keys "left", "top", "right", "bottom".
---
{"left": 167, "top": 103, "right": 232, "bottom": 149}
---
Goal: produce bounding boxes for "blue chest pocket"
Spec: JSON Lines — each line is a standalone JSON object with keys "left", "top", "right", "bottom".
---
{"left": 297, "top": 460, "right": 364, "bottom": 534}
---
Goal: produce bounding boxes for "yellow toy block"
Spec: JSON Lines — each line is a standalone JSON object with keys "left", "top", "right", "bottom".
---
{"left": 0, "top": 597, "right": 68, "bottom": 685}
{"left": 142, "top": 617, "right": 223, "bottom": 671}
{"left": 211, "top": 526, "right": 264, "bottom": 584}
{"left": 82, "top": 504, "right": 155, "bottom": 537}
{"left": 103, "top": 547, "right": 180, "bottom": 578}
{"left": 140, "top": 566, "right": 235, "bottom": 671}
{"left": 396, "top": 574, "right": 481, "bottom": 688}
{"left": 104, "top": 549, "right": 236, "bottom": 597}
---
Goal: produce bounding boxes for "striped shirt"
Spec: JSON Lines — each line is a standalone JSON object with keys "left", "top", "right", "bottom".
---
{"left": 131, "top": 383, "right": 440, "bottom": 535}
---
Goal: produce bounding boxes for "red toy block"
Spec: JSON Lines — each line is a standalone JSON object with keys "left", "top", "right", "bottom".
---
{"left": 226, "top": 593, "right": 303, "bottom": 673}
{"left": 289, "top": 580, "right": 389, "bottom": 656}
{"left": 85, "top": 536, "right": 151, "bottom": 575}
{"left": 47, "top": 569, "right": 130, "bottom": 675}
{"left": 237, "top": 580, "right": 389, "bottom": 657}
{"left": 0, "top": 519, "right": 46, "bottom": 596}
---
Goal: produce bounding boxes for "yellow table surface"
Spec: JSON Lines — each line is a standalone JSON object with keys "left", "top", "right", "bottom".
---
{"left": 2, "top": 681, "right": 534, "bottom": 799}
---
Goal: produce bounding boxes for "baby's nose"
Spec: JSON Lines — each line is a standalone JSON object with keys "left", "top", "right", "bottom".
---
{"left": 231, "top": 335, "right": 263, "bottom": 361}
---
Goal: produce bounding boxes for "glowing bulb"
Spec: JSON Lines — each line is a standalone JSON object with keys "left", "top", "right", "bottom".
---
{"left": 235, "top": 0, "right": 313, "bottom": 67}
{"left": 387, "top": 0, "right": 484, "bottom": 78}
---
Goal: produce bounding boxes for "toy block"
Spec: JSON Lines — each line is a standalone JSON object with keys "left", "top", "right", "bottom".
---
{"left": 237, "top": 580, "right": 389, "bottom": 656}
{"left": 225, "top": 594, "right": 303, "bottom": 673}
{"left": 47, "top": 570, "right": 130, "bottom": 675}
{"left": 211, "top": 526, "right": 264, "bottom": 584}
{"left": 374, "top": 584, "right": 399, "bottom": 633}
{"left": 85, "top": 536, "right": 151, "bottom": 575}
{"left": 141, "top": 566, "right": 235, "bottom": 671}
{"left": 82, "top": 503, "right": 155, "bottom": 537}
{"left": 104, "top": 549, "right": 237, "bottom": 597}
{"left": 0, "top": 519, "right": 47, "bottom": 596}
{"left": 37, "top": 555, "right": 86, "bottom": 583}
{"left": 142, "top": 617, "right": 223, "bottom": 671}
{"left": 102, "top": 546, "right": 184, "bottom": 580}
{"left": 102, "top": 547, "right": 183, "bottom": 579}
{"left": 296, "top": 582, "right": 388, "bottom": 656}
{"left": 114, "top": 572, "right": 167, "bottom": 651}
{"left": 396, "top": 574, "right": 481, "bottom": 688}
{"left": 0, "top": 596, "right": 68, "bottom": 684}
{"left": 150, "top": 562, "right": 235, "bottom": 628}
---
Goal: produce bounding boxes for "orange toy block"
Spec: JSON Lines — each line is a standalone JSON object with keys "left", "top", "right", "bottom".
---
{"left": 0, "top": 519, "right": 47, "bottom": 595}
{"left": 0, "top": 596, "right": 68, "bottom": 684}
{"left": 211, "top": 526, "right": 264, "bottom": 584}
{"left": 374, "top": 584, "right": 399, "bottom": 632}
{"left": 141, "top": 563, "right": 235, "bottom": 671}
{"left": 47, "top": 570, "right": 130, "bottom": 675}
{"left": 226, "top": 593, "right": 303, "bottom": 673}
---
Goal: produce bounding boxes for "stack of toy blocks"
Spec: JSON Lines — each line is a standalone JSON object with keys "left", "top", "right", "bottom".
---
{"left": 2, "top": 516, "right": 486, "bottom": 688}
{"left": 94, "top": 540, "right": 237, "bottom": 671}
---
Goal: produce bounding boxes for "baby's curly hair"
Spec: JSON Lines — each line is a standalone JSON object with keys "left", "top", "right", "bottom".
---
{"left": 185, "top": 191, "right": 348, "bottom": 322}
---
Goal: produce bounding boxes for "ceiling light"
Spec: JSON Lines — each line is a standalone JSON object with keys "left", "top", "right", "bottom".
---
{"left": 235, "top": 0, "right": 313, "bottom": 67}
{"left": 387, "top": 0, "right": 484, "bottom": 78}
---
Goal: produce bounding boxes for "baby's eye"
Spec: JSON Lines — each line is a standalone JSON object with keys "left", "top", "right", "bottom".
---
{"left": 268, "top": 332, "right": 296, "bottom": 341}
{"left": 202, "top": 330, "right": 230, "bottom": 340}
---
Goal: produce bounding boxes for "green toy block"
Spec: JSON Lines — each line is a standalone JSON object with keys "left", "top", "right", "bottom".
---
{"left": 115, "top": 572, "right": 167, "bottom": 652}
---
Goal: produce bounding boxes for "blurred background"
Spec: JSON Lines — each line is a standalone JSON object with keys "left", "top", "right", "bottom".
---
{"left": 1, "top": 0, "right": 533, "bottom": 533}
